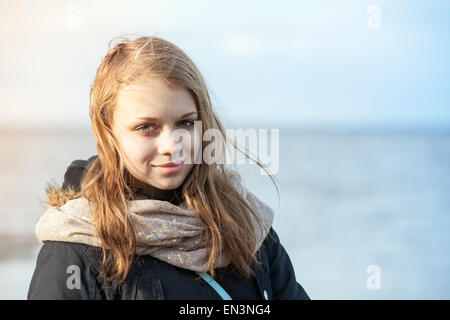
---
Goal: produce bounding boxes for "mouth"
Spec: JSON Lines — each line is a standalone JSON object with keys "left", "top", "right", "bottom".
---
{"left": 153, "top": 161, "right": 183, "bottom": 168}
{"left": 152, "top": 161, "right": 183, "bottom": 174}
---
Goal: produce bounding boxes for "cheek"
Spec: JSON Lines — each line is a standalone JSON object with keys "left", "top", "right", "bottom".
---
{"left": 186, "top": 130, "right": 202, "bottom": 160}
{"left": 117, "top": 132, "right": 156, "bottom": 164}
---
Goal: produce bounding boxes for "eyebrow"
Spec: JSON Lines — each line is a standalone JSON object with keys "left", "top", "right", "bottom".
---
{"left": 135, "top": 111, "right": 198, "bottom": 121}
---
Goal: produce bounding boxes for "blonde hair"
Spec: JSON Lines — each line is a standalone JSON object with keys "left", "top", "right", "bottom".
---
{"left": 77, "top": 34, "right": 279, "bottom": 283}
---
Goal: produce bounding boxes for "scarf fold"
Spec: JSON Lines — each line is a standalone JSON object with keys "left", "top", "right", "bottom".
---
{"left": 36, "top": 170, "right": 274, "bottom": 272}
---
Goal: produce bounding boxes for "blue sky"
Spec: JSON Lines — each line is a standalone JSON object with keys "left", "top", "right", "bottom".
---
{"left": 0, "top": 0, "right": 449, "bottom": 129}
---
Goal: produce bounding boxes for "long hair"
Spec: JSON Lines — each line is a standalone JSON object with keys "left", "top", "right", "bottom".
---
{"left": 79, "top": 34, "right": 279, "bottom": 284}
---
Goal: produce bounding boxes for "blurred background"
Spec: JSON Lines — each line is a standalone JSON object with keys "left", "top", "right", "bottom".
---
{"left": 1, "top": 0, "right": 449, "bottom": 299}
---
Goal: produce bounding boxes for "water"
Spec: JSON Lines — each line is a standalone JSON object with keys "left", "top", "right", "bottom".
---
{"left": 0, "top": 127, "right": 449, "bottom": 299}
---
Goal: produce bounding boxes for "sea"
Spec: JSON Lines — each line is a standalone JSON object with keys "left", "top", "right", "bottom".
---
{"left": 0, "top": 126, "right": 449, "bottom": 299}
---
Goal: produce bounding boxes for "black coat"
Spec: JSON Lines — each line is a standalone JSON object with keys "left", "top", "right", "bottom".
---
{"left": 27, "top": 157, "right": 310, "bottom": 300}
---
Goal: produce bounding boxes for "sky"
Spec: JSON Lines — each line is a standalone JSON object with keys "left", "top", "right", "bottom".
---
{"left": 0, "top": 0, "right": 449, "bottom": 130}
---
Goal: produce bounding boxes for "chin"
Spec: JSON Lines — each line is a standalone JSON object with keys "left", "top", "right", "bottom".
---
{"left": 153, "top": 176, "right": 184, "bottom": 190}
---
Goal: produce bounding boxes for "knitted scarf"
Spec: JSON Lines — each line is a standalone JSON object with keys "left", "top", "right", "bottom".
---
{"left": 35, "top": 170, "right": 274, "bottom": 272}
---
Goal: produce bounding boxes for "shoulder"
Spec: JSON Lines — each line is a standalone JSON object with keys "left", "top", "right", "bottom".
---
{"left": 257, "top": 227, "right": 311, "bottom": 300}
{"left": 253, "top": 227, "right": 283, "bottom": 274}
{"left": 259, "top": 227, "right": 298, "bottom": 271}
{"left": 32, "top": 240, "right": 104, "bottom": 281}
{"left": 39, "top": 239, "right": 91, "bottom": 252}
{"left": 27, "top": 241, "right": 103, "bottom": 300}
{"left": 33, "top": 240, "right": 99, "bottom": 263}
{"left": 260, "top": 227, "right": 281, "bottom": 255}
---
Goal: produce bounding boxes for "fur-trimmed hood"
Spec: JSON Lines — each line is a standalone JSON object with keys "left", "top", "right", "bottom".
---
{"left": 43, "top": 155, "right": 97, "bottom": 208}
{"left": 43, "top": 183, "right": 82, "bottom": 208}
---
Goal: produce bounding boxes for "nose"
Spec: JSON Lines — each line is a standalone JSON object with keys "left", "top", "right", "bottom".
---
{"left": 157, "top": 128, "right": 182, "bottom": 156}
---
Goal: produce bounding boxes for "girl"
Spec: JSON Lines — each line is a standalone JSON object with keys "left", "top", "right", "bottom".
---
{"left": 27, "top": 35, "right": 310, "bottom": 300}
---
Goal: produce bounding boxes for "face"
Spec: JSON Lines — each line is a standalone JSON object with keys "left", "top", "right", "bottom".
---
{"left": 112, "top": 77, "right": 201, "bottom": 190}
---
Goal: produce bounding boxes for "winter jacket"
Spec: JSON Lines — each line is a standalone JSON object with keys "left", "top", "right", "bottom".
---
{"left": 27, "top": 156, "right": 310, "bottom": 300}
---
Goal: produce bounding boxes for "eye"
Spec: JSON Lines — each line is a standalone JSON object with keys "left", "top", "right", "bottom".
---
{"left": 178, "top": 120, "right": 195, "bottom": 127}
{"left": 137, "top": 124, "right": 157, "bottom": 133}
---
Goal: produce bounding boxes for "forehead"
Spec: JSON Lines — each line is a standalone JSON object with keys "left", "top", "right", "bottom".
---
{"left": 114, "top": 78, "right": 197, "bottom": 120}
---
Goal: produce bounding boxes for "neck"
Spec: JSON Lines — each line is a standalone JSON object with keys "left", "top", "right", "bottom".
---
{"left": 128, "top": 174, "right": 183, "bottom": 204}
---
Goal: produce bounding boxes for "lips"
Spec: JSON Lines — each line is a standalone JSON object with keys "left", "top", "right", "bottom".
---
{"left": 153, "top": 161, "right": 183, "bottom": 167}
{"left": 152, "top": 161, "right": 183, "bottom": 175}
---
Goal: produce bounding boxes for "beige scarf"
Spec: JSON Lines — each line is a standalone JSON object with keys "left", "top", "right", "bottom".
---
{"left": 35, "top": 170, "right": 274, "bottom": 272}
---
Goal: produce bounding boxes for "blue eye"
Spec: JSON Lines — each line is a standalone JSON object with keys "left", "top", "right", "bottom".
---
{"left": 178, "top": 120, "right": 194, "bottom": 127}
{"left": 137, "top": 121, "right": 194, "bottom": 135}
{"left": 138, "top": 124, "right": 156, "bottom": 133}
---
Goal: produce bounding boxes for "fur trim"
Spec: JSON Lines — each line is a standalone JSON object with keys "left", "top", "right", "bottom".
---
{"left": 43, "top": 182, "right": 82, "bottom": 208}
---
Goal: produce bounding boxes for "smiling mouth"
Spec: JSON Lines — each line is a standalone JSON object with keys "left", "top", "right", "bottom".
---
{"left": 152, "top": 162, "right": 183, "bottom": 175}
{"left": 153, "top": 161, "right": 183, "bottom": 167}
